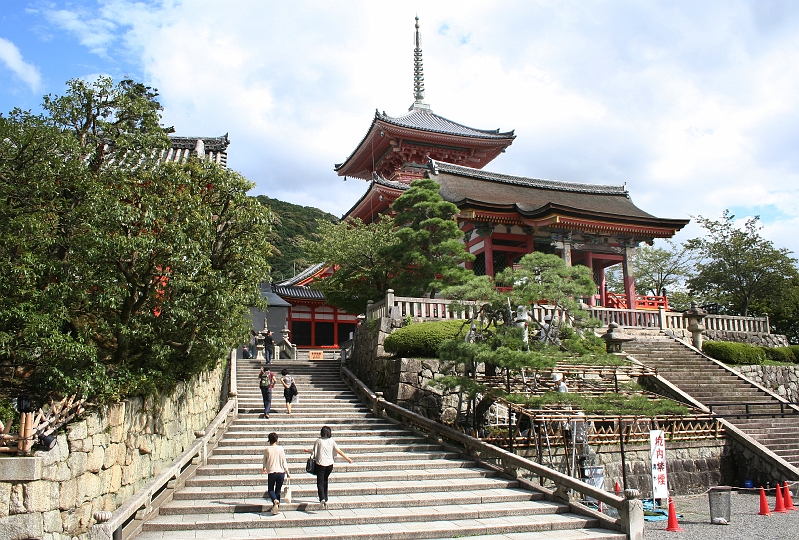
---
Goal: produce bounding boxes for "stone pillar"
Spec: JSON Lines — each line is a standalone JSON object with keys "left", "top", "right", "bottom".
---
{"left": 622, "top": 246, "right": 636, "bottom": 309}
{"left": 562, "top": 240, "right": 572, "bottom": 267}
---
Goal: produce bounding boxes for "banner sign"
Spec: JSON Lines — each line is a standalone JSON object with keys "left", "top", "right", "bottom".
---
{"left": 650, "top": 430, "right": 669, "bottom": 499}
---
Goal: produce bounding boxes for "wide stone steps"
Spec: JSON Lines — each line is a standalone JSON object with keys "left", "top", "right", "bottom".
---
{"left": 134, "top": 356, "right": 620, "bottom": 540}
{"left": 626, "top": 333, "right": 799, "bottom": 467}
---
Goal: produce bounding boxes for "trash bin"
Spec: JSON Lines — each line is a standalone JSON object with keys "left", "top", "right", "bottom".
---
{"left": 708, "top": 486, "right": 732, "bottom": 524}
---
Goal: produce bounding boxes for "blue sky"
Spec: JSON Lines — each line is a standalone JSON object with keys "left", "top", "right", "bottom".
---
{"left": 2, "top": 1, "right": 799, "bottom": 256}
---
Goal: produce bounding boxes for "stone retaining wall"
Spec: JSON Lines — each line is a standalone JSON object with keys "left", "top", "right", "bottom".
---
{"left": 0, "top": 363, "right": 226, "bottom": 540}
{"left": 705, "top": 330, "right": 789, "bottom": 347}
{"left": 733, "top": 365, "right": 799, "bottom": 403}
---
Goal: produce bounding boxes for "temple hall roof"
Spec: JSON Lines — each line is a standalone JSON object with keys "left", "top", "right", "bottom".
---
{"left": 428, "top": 161, "right": 689, "bottom": 232}
{"left": 160, "top": 134, "right": 230, "bottom": 166}
{"left": 276, "top": 263, "right": 328, "bottom": 287}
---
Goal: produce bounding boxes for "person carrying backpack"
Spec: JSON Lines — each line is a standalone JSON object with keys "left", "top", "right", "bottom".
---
{"left": 258, "top": 366, "right": 275, "bottom": 418}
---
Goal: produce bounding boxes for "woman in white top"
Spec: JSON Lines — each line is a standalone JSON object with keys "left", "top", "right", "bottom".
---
{"left": 262, "top": 432, "right": 291, "bottom": 514}
{"left": 304, "top": 425, "right": 353, "bottom": 508}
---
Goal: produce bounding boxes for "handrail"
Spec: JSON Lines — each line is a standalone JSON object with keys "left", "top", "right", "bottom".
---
{"left": 90, "top": 394, "right": 238, "bottom": 540}
{"left": 339, "top": 365, "right": 644, "bottom": 539}
{"left": 706, "top": 401, "right": 799, "bottom": 418}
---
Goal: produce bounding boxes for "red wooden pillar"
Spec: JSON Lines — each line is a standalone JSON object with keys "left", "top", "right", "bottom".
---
{"left": 526, "top": 233, "right": 534, "bottom": 254}
{"left": 599, "top": 261, "right": 608, "bottom": 307}
{"left": 585, "top": 251, "right": 595, "bottom": 306}
{"left": 485, "top": 235, "right": 494, "bottom": 277}
{"left": 623, "top": 247, "right": 636, "bottom": 310}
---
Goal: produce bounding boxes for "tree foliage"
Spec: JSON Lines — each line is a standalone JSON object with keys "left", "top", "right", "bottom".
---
{"left": 303, "top": 218, "right": 400, "bottom": 314}
{"left": 0, "top": 77, "right": 272, "bottom": 403}
{"left": 383, "top": 179, "right": 473, "bottom": 298}
{"left": 254, "top": 195, "right": 337, "bottom": 282}
{"left": 686, "top": 211, "right": 799, "bottom": 316}
{"left": 630, "top": 241, "right": 696, "bottom": 297}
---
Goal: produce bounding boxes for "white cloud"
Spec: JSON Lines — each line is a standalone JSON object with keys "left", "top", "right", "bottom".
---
{"left": 0, "top": 38, "right": 42, "bottom": 92}
{"left": 28, "top": 1, "right": 799, "bottom": 255}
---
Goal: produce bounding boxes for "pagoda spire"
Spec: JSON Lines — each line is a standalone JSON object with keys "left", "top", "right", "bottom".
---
{"left": 411, "top": 16, "right": 430, "bottom": 110}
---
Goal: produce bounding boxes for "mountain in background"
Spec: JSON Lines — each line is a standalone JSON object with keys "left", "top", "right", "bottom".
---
{"left": 255, "top": 195, "right": 338, "bottom": 282}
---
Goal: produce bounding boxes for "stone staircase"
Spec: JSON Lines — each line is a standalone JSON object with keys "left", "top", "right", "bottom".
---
{"left": 134, "top": 355, "right": 625, "bottom": 540}
{"left": 625, "top": 333, "right": 799, "bottom": 467}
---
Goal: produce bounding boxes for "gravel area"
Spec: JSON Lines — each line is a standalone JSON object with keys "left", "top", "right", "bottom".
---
{"left": 644, "top": 489, "right": 799, "bottom": 540}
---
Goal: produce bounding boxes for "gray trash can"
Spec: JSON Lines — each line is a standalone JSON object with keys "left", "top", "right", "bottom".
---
{"left": 708, "top": 486, "right": 731, "bottom": 524}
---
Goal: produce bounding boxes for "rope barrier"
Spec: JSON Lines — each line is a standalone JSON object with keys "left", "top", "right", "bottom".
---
{"left": 663, "top": 480, "right": 799, "bottom": 500}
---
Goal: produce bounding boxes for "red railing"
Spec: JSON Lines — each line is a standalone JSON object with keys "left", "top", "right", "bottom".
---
{"left": 605, "top": 293, "right": 668, "bottom": 310}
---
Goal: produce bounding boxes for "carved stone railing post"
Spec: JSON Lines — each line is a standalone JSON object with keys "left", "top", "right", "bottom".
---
{"left": 619, "top": 489, "right": 644, "bottom": 540}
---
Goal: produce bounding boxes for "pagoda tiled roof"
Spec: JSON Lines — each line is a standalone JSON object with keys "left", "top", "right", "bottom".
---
{"left": 378, "top": 108, "right": 515, "bottom": 140}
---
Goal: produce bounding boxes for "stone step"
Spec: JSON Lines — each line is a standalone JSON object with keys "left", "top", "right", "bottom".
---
{"left": 157, "top": 487, "right": 543, "bottom": 514}
{"left": 171, "top": 477, "right": 522, "bottom": 500}
{"left": 207, "top": 451, "right": 463, "bottom": 465}
{"left": 197, "top": 459, "right": 481, "bottom": 476}
{"left": 211, "top": 443, "right": 446, "bottom": 455}
{"left": 185, "top": 467, "right": 501, "bottom": 487}
{"left": 143, "top": 500, "right": 578, "bottom": 531}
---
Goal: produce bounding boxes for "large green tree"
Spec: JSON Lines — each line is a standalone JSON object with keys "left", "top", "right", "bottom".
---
{"left": 686, "top": 211, "right": 798, "bottom": 316}
{"left": 303, "top": 218, "right": 401, "bottom": 315}
{"left": 383, "top": 178, "right": 473, "bottom": 298}
{"left": 0, "top": 77, "right": 272, "bottom": 402}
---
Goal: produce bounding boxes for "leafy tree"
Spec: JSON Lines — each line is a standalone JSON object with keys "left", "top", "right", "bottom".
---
{"left": 433, "top": 253, "right": 609, "bottom": 427}
{"left": 254, "top": 195, "right": 337, "bottom": 282}
{"left": 0, "top": 77, "right": 272, "bottom": 403}
{"left": 686, "top": 211, "right": 799, "bottom": 316}
{"left": 630, "top": 241, "right": 696, "bottom": 297}
{"left": 384, "top": 178, "right": 473, "bottom": 298}
{"left": 303, "top": 218, "right": 401, "bottom": 314}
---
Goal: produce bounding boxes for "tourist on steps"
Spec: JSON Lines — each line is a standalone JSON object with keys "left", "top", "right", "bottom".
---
{"left": 281, "top": 368, "right": 297, "bottom": 414}
{"left": 258, "top": 366, "right": 275, "bottom": 418}
{"left": 264, "top": 330, "right": 275, "bottom": 364}
{"left": 304, "top": 426, "right": 353, "bottom": 509}
{"left": 262, "top": 432, "right": 291, "bottom": 515}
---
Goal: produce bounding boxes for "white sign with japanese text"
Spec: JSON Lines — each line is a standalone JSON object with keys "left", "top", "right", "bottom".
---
{"left": 650, "top": 430, "right": 669, "bottom": 499}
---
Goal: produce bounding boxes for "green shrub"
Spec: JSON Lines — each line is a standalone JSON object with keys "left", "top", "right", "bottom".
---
{"left": 383, "top": 320, "right": 470, "bottom": 358}
{"left": 761, "top": 346, "right": 796, "bottom": 364}
{"left": 789, "top": 346, "right": 799, "bottom": 364}
{"left": 702, "top": 341, "right": 766, "bottom": 365}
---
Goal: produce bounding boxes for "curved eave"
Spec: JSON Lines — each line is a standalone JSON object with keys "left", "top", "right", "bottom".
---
{"left": 342, "top": 180, "right": 405, "bottom": 222}
{"left": 335, "top": 114, "right": 515, "bottom": 179}
{"left": 457, "top": 201, "right": 689, "bottom": 237}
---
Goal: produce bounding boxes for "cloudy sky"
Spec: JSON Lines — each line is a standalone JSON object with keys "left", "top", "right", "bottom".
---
{"left": 2, "top": 1, "right": 799, "bottom": 255}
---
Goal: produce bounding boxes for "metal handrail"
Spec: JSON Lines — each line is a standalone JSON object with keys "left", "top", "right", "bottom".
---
{"left": 706, "top": 401, "right": 799, "bottom": 418}
{"left": 339, "top": 365, "right": 644, "bottom": 539}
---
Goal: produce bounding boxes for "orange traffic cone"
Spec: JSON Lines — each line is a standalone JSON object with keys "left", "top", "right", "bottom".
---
{"left": 759, "top": 487, "right": 771, "bottom": 516}
{"left": 774, "top": 483, "right": 787, "bottom": 513}
{"left": 614, "top": 481, "right": 622, "bottom": 496}
{"left": 666, "top": 497, "right": 683, "bottom": 532}
{"left": 784, "top": 482, "right": 796, "bottom": 511}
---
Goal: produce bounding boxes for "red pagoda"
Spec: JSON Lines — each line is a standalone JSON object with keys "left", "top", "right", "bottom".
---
{"left": 338, "top": 17, "right": 689, "bottom": 310}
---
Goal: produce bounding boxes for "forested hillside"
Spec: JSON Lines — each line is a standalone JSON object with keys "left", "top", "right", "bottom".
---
{"left": 255, "top": 195, "right": 338, "bottom": 282}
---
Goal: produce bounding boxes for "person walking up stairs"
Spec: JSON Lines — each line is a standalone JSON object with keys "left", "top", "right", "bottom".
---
{"left": 134, "top": 354, "right": 626, "bottom": 540}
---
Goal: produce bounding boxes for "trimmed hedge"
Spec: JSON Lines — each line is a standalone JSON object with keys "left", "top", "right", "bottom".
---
{"left": 702, "top": 341, "right": 766, "bottom": 365}
{"left": 761, "top": 346, "right": 797, "bottom": 364}
{"left": 383, "top": 320, "right": 470, "bottom": 358}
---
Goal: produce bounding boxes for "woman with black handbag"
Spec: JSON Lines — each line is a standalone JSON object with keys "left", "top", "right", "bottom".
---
{"left": 303, "top": 425, "right": 353, "bottom": 509}
{"left": 280, "top": 368, "right": 297, "bottom": 414}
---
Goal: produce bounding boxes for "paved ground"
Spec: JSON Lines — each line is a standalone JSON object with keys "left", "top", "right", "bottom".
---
{"left": 644, "top": 489, "right": 799, "bottom": 540}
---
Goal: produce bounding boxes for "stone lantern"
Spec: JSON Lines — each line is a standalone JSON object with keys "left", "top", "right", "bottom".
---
{"left": 601, "top": 322, "right": 634, "bottom": 354}
{"left": 683, "top": 301, "right": 707, "bottom": 350}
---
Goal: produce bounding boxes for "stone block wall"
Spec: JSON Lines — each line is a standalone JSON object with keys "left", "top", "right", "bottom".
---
{"left": 733, "top": 365, "right": 799, "bottom": 403}
{"left": 0, "top": 363, "right": 225, "bottom": 540}
{"left": 705, "top": 330, "right": 789, "bottom": 347}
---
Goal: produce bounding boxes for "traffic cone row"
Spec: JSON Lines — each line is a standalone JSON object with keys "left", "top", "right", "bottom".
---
{"left": 759, "top": 482, "right": 797, "bottom": 516}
